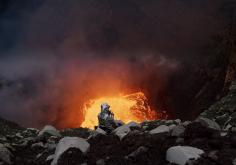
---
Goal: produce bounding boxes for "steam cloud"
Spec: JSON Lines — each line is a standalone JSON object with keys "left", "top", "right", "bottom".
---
{"left": 0, "top": 0, "right": 228, "bottom": 128}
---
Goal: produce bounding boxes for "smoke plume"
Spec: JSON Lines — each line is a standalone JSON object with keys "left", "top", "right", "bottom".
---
{"left": 0, "top": 0, "right": 230, "bottom": 128}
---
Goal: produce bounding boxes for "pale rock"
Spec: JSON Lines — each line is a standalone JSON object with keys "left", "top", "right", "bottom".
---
{"left": 113, "top": 122, "right": 140, "bottom": 140}
{"left": 166, "top": 146, "right": 204, "bottom": 165}
{"left": 169, "top": 124, "right": 176, "bottom": 130}
{"left": 39, "top": 125, "right": 61, "bottom": 137}
{"left": 175, "top": 119, "right": 181, "bottom": 124}
{"left": 31, "top": 142, "right": 45, "bottom": 149}
{"left": 149, "top": 125, "right": 170, "bottom": 135}
{"left": 220, "top": 131, "right": 228, "bottom": 137}
{"left": 95, "top": 128, "right": 107, "bottom": 135}
{"left": 224, "top": 124, "right": 232, "bottom": 131}
{"left": 36, "top": 153, "right": 43, "bottom": 159}
{"left": 27, "top": 128, "right": 39, "bottom": 132}
{"left": 15, "top": 133, "right": 23, "bottom": 139}
{"left": 46, "top": 154, "right": 55, "bottom": 161}
{"left": 196, "top": 117, "right": 221, "bottom": 130}
{"left": 166, "top": 120, "right": 174, "bottom": 125}
{"left": 182, "top": 121, "right": 191, "bottom": 127}
{"left": 51, "top": 137, "right": 90, "bottom": 165}
{"left": 113, "top": 125, "right": 131, "bottom": 140}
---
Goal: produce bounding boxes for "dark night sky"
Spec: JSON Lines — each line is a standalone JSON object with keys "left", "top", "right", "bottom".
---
{"left": 0, "top": 0, "right": 227, "bottom": 58}
{"left": 0, "top": 0, "right": 234, "bottom": 128}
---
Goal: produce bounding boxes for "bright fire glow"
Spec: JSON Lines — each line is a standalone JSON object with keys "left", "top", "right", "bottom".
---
{"left": 81, "top": 92, "right": 157, "bottom": 129}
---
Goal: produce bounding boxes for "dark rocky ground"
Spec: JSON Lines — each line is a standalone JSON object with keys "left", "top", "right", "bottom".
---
{"left": 1, "top": 118, "right": 236, "bottom": 165}
{"left": 1, "top": 81, "right": 236, "bottom": 165}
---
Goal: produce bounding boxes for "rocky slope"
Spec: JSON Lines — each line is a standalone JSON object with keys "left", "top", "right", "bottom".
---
{"left": 1, "top": 81, "right": 236, "bottom": 165}
{"left": 200, "top": 80, "right": 236, "bottom": 130}
{"left": 0, "top": 117, "right": 236, "bottom": 165}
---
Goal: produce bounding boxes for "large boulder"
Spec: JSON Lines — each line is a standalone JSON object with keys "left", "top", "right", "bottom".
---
{"left": 38, "top": 125, "right": 61, "bottom": 137}
{"left": 112, "top": 121, "right": 140, "bottom": 140}
{"left": 166, "top": 146, "right": 204, "bottom": 165}
{"left": 51, "top": 137, "right": 90, "bottom": 165}
{"left": 95, "top": 127, "right": 107, "bottom": 135}
{"left": 113, "top": 125, "right": 131, "bottom": 140}
{"left": 196, "top": 117, "right": 221, "bottom": 130}
{"left": 149, "top": 125, "right": 170, "bottom": 135}
{"left": 89, "top": 127, "right": 107, "bottom": 139}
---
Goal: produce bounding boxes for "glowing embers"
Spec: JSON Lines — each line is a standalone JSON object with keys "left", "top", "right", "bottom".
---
{"left": 81, "top": 92, "right": 157, "bottom": 129}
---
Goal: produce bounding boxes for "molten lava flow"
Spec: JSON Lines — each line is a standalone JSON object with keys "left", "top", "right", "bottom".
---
{"left": 81, "top": 92, "right": 158, "bottom": 129}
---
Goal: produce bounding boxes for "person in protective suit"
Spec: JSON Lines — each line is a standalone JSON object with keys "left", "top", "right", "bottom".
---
{"left": 98, "top": 103, "right": 117, "bottom": 133}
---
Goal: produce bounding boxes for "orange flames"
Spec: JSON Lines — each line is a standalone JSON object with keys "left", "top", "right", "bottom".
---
{"left": 52, "top": 59, "right": 161, "bottom": 129}
{"left": 81, "top": 92, "right": 158, "bottom": 129}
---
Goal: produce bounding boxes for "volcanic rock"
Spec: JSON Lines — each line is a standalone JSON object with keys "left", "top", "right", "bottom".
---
{"left": 125, "top": 121, "right": 141, "bottom": 128}
{"left": 233, "top": 158, "right": 236, "bottom": 165}
{"left": 200, "top": 80, "right": 236, "bottom": 129}
{"left": 31, "top": 142, "right": 46, "bottom": 150}
{"left": 166, "top": 146, "right": 204, "bottom": 165}
{"left": 95, "top": 128, "right": 107, "bottom": 135}
{"left": 22, "top": 128, "right": 39, "bottom": 138}
{"left": 56, "top": 147, "right": 86, "bottom": 165}
{"left": 112, "top": 122, "right": 141, "bottom": 140}
{"left": 169, "top": 124, "right": 177, "bottom": 131}
{"left": 114, "top": 120, "right": 125, "bottom": 127}
{"left": 89, "top": 128, "right": 107, "bottom": 139}
{"left": 38, "top": 125, "right": 61, "bottom": 138}
{"left": 0, "top": 143, "right": 13, "bottom": 164}
{"left": 196, "top": 117, "right": 221, "bottom": 130}
{"left": 175, "top": 119, "right": 182, "bottom": 124}
{"left": 51, "top": 137, "right": 90, "bottom": 165}
{"left": 171, "top": 125, "right": 185, "bottom": 137}
{"left": 113, "top": 125, "right": 131, "bottom": 140}
{"left": 60, "top": 128, "right": 90, "bottom": 139}
{"left": 96, "top": 159, "right": 105, "bottom": 165}
{"left": 149, "top": 125, "right": 170, "bottom": 135}
{"left": 184, "top": 122, "right": 220, "bottom": 140}
{"left": 126, "top": 146, "right": 149, "bottom": 159}
{"left": 182, "top": 121, "right": 191, "bottom": 127}
{"left": 0, "top": 117, "right": 24, "bottom": 136}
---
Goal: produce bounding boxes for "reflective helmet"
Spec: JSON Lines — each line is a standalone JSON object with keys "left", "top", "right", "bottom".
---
{"left": 101, "top": 103, "right": 110, "bottom": 112}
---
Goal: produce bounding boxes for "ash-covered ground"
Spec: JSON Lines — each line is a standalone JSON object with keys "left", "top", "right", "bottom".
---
{"left": 0, "top": 80, "right": 236, "bottom": 165}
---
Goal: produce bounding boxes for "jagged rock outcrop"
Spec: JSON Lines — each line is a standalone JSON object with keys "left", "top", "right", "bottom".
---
{"left": 200, "top": 80, "right": 236, "bottom": 130}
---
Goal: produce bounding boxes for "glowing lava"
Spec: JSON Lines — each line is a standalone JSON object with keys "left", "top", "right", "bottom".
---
{"left": 81, "top": 92, "right": 157, "bottom": 129}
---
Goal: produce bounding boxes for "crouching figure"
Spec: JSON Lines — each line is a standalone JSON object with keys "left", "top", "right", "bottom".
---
{"left": 98, "top": 103, "right": 117, "bottom": 133}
